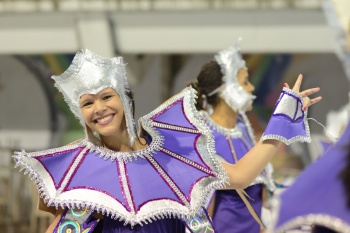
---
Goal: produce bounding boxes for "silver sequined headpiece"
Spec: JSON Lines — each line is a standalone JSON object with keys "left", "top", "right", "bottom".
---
{"left": 212, "top": 38, "right": 256, "bottom": 112}
{"left": 52, "top": 49, "right": 136, "bottom": 146}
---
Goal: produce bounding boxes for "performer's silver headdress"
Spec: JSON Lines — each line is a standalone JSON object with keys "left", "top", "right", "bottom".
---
{"left": 211, "top": 38, "right": 256, "bottom": 112}
{"left": 52, "top": 49, "right": 136, "bottom": 146}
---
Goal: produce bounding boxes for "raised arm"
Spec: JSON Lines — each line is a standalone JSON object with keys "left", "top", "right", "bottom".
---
{"left": 223, "top": 74, "right": 322, "bottom": 189}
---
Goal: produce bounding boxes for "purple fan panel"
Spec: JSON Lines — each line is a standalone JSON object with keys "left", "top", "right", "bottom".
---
{"left": 157, "top": 128, "right": 210, "bottom": 168}
{"left": 124, "top": 158, "right": 180, "bottom": 211}
{"left": 151, "top": 99, "right": 196, "bottom": 129}
{"left": 265, "top": 116, "right": 306, "bottom": 140}
{"left": 65, "top": 151, "right": 127, "bottom": 208}
{"left": 37, "top": 147, "right": 83, "bottom": 189}
{"left": 152, "top": 151, "right": 212, "bottom": 202}
{"left": 276, "top": 123, "right": 350, "bottom": 228}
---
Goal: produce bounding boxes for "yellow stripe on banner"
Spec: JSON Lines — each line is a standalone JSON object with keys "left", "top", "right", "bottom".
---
{"left": 246, "top": 54, "right": 264, "bottom": 69}
{"left": 43, "top": 54, "right": 63, "bottom": 75}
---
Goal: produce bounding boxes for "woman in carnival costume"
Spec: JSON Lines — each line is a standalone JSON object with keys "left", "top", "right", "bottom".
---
{"left": 190, "top": 40, "right": 277, "bottom": 233}
{"left": 13, "top": 49, "right": 321, "bottom": 233}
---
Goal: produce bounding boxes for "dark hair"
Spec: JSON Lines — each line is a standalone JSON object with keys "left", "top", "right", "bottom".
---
{"left": 126, "top": 88, "right": 136, "bottom": 120}
{"left": 125, "top": 88, "right": 146, "bottom": 145}
{"left": 189, "top": 60, "right": 224, "bottom": 111}
{"left": 339, "top": 144, "right": 350, "bottom": 208}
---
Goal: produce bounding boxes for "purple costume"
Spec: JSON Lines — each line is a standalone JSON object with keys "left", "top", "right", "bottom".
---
{"left": 202, "top": 112, "right": 275, "bottom": 233}
{"left": 13, "top": 87, "right": 226, "bottom": 233}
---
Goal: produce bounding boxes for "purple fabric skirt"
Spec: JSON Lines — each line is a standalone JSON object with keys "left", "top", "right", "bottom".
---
{"left": 101, "top": 217, "right": 186, "bottom": 233}
{"left": 212, "top": 184, "right": 263, "bottom": 233}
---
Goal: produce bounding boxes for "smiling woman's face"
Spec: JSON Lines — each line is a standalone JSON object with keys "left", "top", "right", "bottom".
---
{"left": 79, "top": 88, "right": 125, "bottom": 137}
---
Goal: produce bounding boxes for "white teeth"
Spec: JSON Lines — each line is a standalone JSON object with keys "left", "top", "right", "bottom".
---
{"left": 96, "top": 115, "right": 113, "bottom": 123}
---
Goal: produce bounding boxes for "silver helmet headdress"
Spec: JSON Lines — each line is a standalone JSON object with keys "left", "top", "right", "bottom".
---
{"left": 52, "top": 49, "right": 136, "bottom": 146}
{"left": 211, "top": 38, "right": 256, "bottom": 112}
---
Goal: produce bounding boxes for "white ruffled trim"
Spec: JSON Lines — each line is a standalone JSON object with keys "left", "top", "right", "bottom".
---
{"left": 260, "top": 134, "right": 311, "bottom": 146}
{"left": 13, "top": 133, "right": 163, "bottom": 164}
{"left": 201, "top": 111, "right": 242, "bottom": 138}
{"left": 84, "top": 120, "right": 164, "bottom": 162}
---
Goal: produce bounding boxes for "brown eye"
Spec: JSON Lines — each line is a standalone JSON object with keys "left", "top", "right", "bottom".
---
{"left": 82, "top": 101, "right": 92, "bottom": 108}
{"left": 103, "top": 95, "right": 112, "bottom": 100}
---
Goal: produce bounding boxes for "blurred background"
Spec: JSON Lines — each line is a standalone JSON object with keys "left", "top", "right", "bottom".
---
{"left": 0, "top": 0, "right": 349, "bottom": 232}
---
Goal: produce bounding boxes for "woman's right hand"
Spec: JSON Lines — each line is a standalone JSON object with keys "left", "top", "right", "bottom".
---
{"left": 223, "top": 74, "right": 322, "bottom": 190}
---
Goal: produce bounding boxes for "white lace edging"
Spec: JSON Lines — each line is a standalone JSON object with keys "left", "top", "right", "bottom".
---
{"left": 260, "top": 134, "right": 311, "bottom": 146}
{"left": 84, "top": 120, "right": 164, "bottom": 162}
{"left": 201, "top": 111, "right": 242, "bottom": 138}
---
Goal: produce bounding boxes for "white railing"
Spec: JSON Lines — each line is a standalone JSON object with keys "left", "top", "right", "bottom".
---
{"left": 0, "top": 0, "right": 323, "bottom": 12}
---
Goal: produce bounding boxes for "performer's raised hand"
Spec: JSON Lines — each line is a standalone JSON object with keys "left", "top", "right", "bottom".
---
{"left": 284, "top": 74, "right": 322, "bottom": 111}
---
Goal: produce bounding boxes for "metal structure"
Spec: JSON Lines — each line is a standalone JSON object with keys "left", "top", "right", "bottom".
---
{"left": 0, "top": 0, "right": 323, "bottom": 12}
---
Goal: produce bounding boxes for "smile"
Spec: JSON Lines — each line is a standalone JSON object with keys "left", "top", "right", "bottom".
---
{"left": 94, "top": 114, "right": 115, "bottom": 125}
